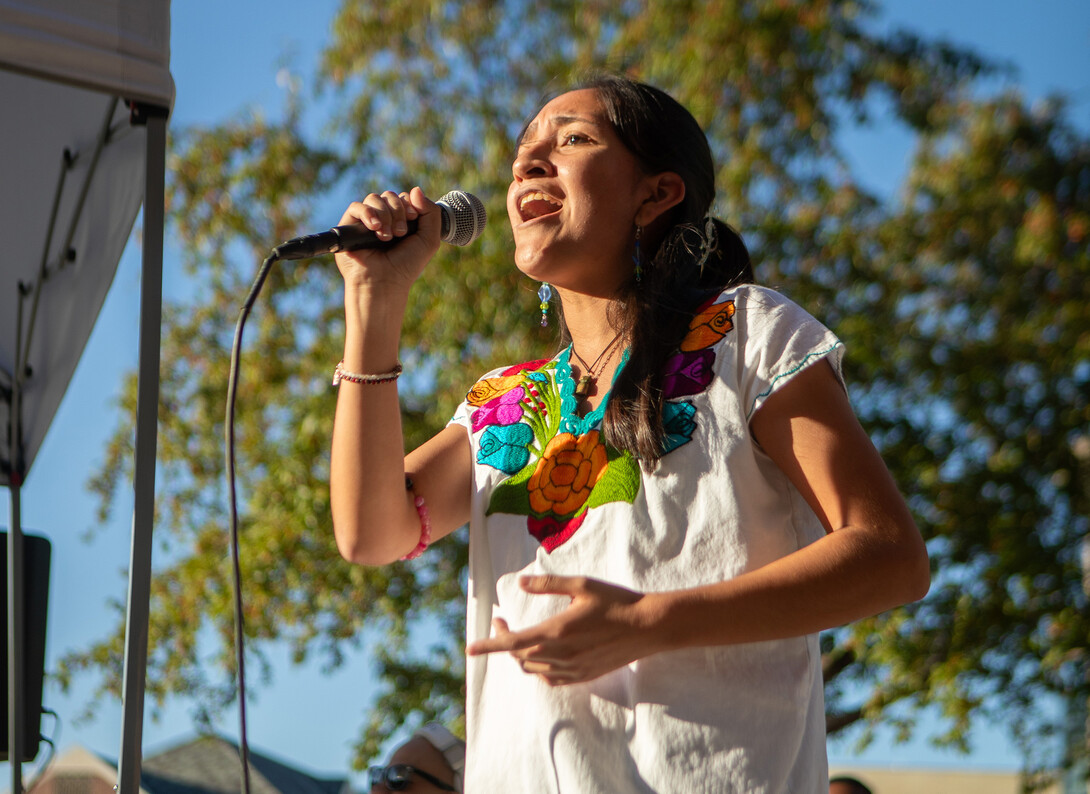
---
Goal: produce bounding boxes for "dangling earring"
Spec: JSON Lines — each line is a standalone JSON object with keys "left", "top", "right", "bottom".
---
{"left": 633, "top": 225, "right": 644, "bottom": 283}
{"left": 538, "top": 282, "right": 553, "bottom": 327}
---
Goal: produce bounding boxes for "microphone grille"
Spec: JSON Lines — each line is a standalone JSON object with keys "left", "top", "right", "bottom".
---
{"left": 438, "top": 190, "right": 488, "bottom": 246}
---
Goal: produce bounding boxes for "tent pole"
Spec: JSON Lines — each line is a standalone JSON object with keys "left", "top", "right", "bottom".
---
{"left": 116, "top": 109, "right": 166, "bottom": 794}
{"left": 7, "top": 487, "right": 25, "bottom": 792}
{"left": 8, "top": 269, "right": 28, "bottom": 792}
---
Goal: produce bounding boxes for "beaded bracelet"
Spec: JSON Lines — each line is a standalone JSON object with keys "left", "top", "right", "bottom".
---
{"left": 401, "top": 475, "right": 432, "bottom": 560}
{"left": 332, "top": 359, "right": 402, "bottom": 386}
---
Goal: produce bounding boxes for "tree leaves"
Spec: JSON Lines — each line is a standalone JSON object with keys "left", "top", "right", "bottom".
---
{"left": 839, "top": 93, "right": 1089, "bottom": 781}
{"left": 61, "top": 0, "right": 1089, "bottom": 778}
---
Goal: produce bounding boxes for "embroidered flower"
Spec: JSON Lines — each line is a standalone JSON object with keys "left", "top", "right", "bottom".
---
{"left": 661, "top": 400, "right": 697, "bottom": 455}
{"left": 528, "top": 512, "right": 588, "bottom": 553}
{"left": 468, "top": 318, "right": 723, "bottom": 552}
{"left": 502, "top": 359, "right": 550, "bottom": 377}
{"left": 467, "top": 374, "right": 525, "bottom": 406}
{"left": 681, "top": 299, "right": 735, "bottom": 352}
{"left": 528, "top": 431, "right": 609, "bottom": 516}
{"left": 478, "top": 422, "right": 535, "bottom": 474}
{"left": 471, "top": 386, "right": 526, "bottom": 431}
{"left": 662, "top": 349, "right": 716, "bottom": 398}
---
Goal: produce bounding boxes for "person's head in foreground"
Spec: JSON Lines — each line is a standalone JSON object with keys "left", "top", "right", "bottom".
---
{"left": 368, "top": 722, "right": 465, "bottom": 793}
{"left": 829, "top": 775, "right": 874, "bottom": 794}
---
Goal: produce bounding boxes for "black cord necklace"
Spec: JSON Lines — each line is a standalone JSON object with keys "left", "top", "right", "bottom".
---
{"left": 571, "top": 331, "right": 624, "bottom": 399}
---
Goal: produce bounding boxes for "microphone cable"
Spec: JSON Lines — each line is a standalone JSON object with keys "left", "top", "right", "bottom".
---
{"left": 222, "top": 191, "right": 483, "bottom": 794}
{"left": 224, "top": 252, "right": 279, "bottom": 794}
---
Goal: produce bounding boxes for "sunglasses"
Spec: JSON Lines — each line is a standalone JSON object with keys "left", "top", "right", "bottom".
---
{"left": 368, "top": 763, "right": 457, "bottom": 792}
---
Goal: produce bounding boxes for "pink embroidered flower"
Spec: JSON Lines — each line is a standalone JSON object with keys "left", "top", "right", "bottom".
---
{"left": 471, "top": 386, "right": 526, "bottom": 431}
{"left": 528, "top": 511, "right": 588, "bottom": 553}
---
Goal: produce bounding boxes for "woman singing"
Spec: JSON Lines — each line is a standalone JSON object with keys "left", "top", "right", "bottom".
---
{"left": 330, "top": 73, "right": 929, "bottom": 793}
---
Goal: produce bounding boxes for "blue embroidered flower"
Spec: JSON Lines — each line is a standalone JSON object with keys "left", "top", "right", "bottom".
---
{"left": 661, "top": 400, "right": 697, "bottom": 454}
{"left": 478, "top": 422, "right": 535, "bottom": 474}
{"left": 527, "top": 371, "right": 548, "bottom": 382}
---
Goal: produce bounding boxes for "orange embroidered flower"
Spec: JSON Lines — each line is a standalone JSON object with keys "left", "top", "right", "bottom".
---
{"left": 680, "top": 300, "right": 735, "bottom": 352}
{"left": 466, "top": 375, "right": 525, "bottom": 406}
{"left": 528, "top": 431, "right": 609, "bottom": 516}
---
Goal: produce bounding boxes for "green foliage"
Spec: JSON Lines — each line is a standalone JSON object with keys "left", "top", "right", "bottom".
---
{"left": 60, "top": 0, "right": 1088, "bottom": 779}
{"left": 833, "top": 93, "right": 1090, "bottom": 783}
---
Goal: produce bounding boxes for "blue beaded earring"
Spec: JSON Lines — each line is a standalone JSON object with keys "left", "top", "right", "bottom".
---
{"left": 633, "top": 224, "right": 644, "bottom": 283}
{"left": 538, "top": 282, "right": 552, "bottom": 327}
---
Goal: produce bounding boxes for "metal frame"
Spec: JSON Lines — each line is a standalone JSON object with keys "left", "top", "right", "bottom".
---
{"left": 3, "top": 103, "right": 166, "bottom": 794}
{"left": 117, "top": 106, "right": 166, "bottom": 794}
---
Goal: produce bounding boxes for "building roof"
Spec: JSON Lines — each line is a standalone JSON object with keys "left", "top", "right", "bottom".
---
{"left": 140, "top": 736, "right": 350, "bottom": 794}
{"left": 28, "top": 737, "right": 351, "bottom": 794}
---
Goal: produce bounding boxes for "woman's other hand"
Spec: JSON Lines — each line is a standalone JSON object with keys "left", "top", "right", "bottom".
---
{"left": 466, "top": 575, "right": 665, "bottom": 686}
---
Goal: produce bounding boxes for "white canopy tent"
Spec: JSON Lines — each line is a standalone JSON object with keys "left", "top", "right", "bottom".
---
{"left": 0, "top": 1, "right": 173, "bottom": 791}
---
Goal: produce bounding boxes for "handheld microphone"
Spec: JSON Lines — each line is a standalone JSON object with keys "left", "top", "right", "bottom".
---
{"left": 272, "top": 190, "right": 487, "bottom": 260}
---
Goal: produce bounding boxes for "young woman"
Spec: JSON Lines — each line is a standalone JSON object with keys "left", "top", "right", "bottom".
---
{"left": 330, "top": 74, "right": 930, "bottom": 793}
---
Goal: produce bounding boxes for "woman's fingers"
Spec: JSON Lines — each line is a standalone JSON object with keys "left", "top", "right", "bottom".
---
{"left": 337, "top": 189, "right": 425, "bottom": 241}
{"left": 333, "top": 187, "right": 442, "bottom": 289}
{"left": 466, "top": 618, "right": 537, "bottom": 656}
{"left": 466, "top": 576, "right": 660, "bottom": 686}
{"left": 517, "top": 652, "right": 580, "bottom": 686}
{"left": 378, "top": 190, "right": 409, "bottom": 238}
{"left": 518, "top": 574, "right": 587, "bottom": 597}
{"left": 340, "top": 191, "right": 406, "bottom": 241}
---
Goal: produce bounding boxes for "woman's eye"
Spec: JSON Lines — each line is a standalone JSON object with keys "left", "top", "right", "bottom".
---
{"left": 563, "top": 133, "right": 587, "bottom": 146}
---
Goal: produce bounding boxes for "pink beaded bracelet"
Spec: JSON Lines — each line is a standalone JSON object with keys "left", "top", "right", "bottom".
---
{"left": 401, "top": 476, "right": 432, "bottom": 560}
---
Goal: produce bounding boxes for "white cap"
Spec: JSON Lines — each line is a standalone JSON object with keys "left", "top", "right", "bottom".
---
{"left": 414, "top": 722, "right": 465, "bottom": 793}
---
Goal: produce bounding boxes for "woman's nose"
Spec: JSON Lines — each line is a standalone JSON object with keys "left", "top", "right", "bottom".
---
{"left": 512, "top": 143, "right": 553, "bottom": 181}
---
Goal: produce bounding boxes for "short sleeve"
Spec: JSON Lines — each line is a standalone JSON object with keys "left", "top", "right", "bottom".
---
{"left": 448, "top": 394, "right": 475, "bottom": 433}
{"left": 734, "top": 286, "right": 844, "bottom": 419}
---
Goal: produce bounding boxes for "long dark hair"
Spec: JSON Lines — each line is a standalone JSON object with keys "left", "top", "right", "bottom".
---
{"left": 551, "top": 74, "right": 753, "bottom": 464}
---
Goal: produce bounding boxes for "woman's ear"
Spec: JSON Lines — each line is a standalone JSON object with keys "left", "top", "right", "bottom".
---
{"left": 635, "top": 171, "right": 686, "bottom": 227}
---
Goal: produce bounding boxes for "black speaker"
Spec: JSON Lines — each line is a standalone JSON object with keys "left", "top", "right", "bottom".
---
{"left": 1, "top": 531, "right": 50, "bottom": 762}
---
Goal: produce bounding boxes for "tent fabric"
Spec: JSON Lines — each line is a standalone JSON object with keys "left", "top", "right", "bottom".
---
{"left": 0, "top": 0, "right": 174, "bottom": 106}
{"left": 2, "top": 2, "right": 171, "bottom": 788}
{"left": 0, "top": 0, "right": 173, "bottom": 485}
{"left": 0, "top": 75, "right": 147, "bottom": 484}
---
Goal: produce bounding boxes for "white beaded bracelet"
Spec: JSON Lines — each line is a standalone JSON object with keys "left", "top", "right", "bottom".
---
{"left": 332, "top": 359, "right": 402, "bottom": 386}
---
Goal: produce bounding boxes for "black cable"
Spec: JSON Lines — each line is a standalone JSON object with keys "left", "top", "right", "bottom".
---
{"left": 224, "top": 252, "right": 280, "bottom": 794}
{"left": 26, "top": 709, "right": 60, "bottom": 784}
{"left": 35, "top": 736, "right": 55, "bottom": 777}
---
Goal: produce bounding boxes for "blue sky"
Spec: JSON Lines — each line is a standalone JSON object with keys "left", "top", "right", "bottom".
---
{"left": 4, "top": 0, "right": 1089, "bottom": 788}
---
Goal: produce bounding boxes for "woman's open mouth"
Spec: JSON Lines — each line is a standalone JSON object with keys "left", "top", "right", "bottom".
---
{"left": 517, "top": 190, "right": 563, "bottom": 222}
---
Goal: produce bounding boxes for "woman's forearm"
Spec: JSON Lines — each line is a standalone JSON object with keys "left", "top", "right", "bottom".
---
{"left": 465, "top": 518, "right": 928, "bottom": 686}
{"left": 646, "top": 519, "right": 930, "bottom": 653}
{"left": 330, "top": 284, "right": 421, "bottom": 565}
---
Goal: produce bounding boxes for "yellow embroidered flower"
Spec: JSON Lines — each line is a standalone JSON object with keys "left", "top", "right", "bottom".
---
{"left": 528, "top": 431, "right": 609, "bottom": 516}
{"left": 467, "top": 375, "right": 526, "bottom": 406}
{"left": 680, "top": 299, "right": 735, "bottom": 352}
